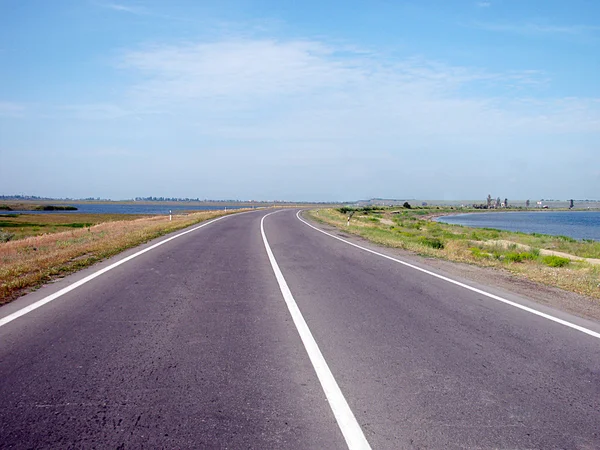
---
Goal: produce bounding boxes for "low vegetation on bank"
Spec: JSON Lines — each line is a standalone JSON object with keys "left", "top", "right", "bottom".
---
{"left": 0, "top": 203, "right": 77, "bottom": 211}
{"left": 0, "top": 213, "right": 148, "bottom": 241}
{"left": 308, "top": 207, "right": 600, "bottom": 299}
{"left": 0, "top": 210, "right": 246, "bottom": 304}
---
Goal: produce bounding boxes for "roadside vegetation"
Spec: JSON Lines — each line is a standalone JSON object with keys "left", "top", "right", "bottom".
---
{"left": 0, "top": 203, "right": 77, "bottom": 211}
{"left": 0, "top": 210, "right": 247, "bottom": 304}
{"left": 308, "top": 207, "right": 600, "bottom": 299}
{"left": 0, "top": 213, "right": 148, "bottom": 241}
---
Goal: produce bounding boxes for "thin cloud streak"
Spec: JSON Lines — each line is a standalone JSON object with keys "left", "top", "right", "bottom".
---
{"left": 95, "top": 1, "right": 213, "bottom": 25}
{"left": 0, "top": 101, "right": 27, "bottom": 118}
{"left": 473, "top": 21, "right": 600, "bottom": 36}
{"left": 115, "top": 38, "right": 600, "bottom": 139}
{"left": 97, "top": 2, "right": 148, "bottom": 15}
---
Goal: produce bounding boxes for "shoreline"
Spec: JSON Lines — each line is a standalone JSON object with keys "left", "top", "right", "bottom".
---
{"left": 428, "top": 208, "right": 599, "bottom": 221}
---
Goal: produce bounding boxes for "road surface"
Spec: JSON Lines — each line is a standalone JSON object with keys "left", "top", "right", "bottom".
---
{"left": 1, "top": 209, "right": 599, "bottom": 449}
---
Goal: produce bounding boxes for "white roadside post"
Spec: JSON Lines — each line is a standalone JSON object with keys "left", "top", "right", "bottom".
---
{"left": 169, "top": 210, "right": 172, "bottom": 221}
{"left": 347, "top": 210, "right": 355, "bottom": 226}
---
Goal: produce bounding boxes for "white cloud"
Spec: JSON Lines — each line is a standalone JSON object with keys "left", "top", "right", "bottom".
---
{"left": 473, "top": 21, "right": 600, "bottom": 36}
{"left": 476, "top": 2, "right": 492, "bottom": 7}
{"left": 10, "top": 36, "right": 596, "bottom": 200}
{"left": 0, "top": 101, "right": 26, "bottom": 118}
{"left": 97, "top": 2, "right": 147, "bottom": 15}
{"left": 115, "top": 38, "right": 600, "bottom": 140}
{"left": 58, "top": 103, "right": 132, "bottom": 120}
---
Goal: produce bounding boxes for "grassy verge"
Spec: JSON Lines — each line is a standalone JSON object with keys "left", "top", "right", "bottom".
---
{"left": 0, "top": 209, "right": 250, "bottom": 304}
{"left": 0, "top": 213, "right": 151, "bottom": 241}
{"left": 308, "top": 208, "right": 600, "bottom": 299}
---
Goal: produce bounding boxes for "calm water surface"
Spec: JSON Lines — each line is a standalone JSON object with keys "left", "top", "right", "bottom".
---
{"left": 436, "top": 211, "right": 600, "bottom": 241}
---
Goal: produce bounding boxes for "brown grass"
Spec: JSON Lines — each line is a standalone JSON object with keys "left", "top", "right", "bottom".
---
{"left": 0, "top": 210, "right": 250, "bottom": 304}
{"left": 0, "top": 213, "right": 149, "bottom": 240}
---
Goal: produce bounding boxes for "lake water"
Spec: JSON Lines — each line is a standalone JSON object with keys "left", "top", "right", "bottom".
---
{"left": 1, "top": 204, "right": 249, "bottom": 215}
{"left": 436, "top": 211, "right": 600, "bottom": 241}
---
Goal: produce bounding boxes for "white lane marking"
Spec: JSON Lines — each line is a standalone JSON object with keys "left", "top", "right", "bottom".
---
{"left": 261, "top": 211, "right": 372, "bottom": 450}
{"left": 0, "top": 213, "right": 239, "bottom": 328}
{"left": 297, "top": 211, "right": 600, "bottom": 341}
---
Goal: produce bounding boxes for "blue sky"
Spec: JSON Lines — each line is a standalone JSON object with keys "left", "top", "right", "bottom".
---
{"left": 1, "top": 0, "right": 598, "bottom": 201}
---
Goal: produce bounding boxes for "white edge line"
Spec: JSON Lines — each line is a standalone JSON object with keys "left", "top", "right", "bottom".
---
{"left": 296, "top": 210, "right": 600, "bottom": 341}
{"left": 0, "top": 212, "right": 245, "bottom": 328}
{"left": 261, "top": 211, "right": 372, "bottom": 450}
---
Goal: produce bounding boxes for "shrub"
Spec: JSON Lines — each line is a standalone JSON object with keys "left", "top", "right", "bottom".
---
{"left": 491, "top": 250, "right": 503, "bottom": 260}
{"left": 360, "top": 206, "right": 383, "bottom": 213}
{"left": 0, "top": 231, "right": 15, "bottom": 242}
{"left": 34, "top": 205, "right": 77, "bottom": 211}
{"left": 470, "top": 247, "right": 488, "bottom": 258}
{"left": 504, "top": 251, "right": 537, "bottom": 263}
{"left": 542, "top": 255, "right": 570, "bottom": 268}
{"left": 532, "top": 232, "right": 550, "bottom": 238}
{"left": 557, "top": 235, "right": 577, "bottom": 243}
{"left": 419, "top": 236, "right": 444, "bottom": 249}
{"left": 481, "top": 228, "right": 500, "bottom": 239}
{"left": 505, "top": 252, "right": 525, "bottom": 263}
{"left": 403, "top": 202, "right": 411, "bottom": 209}
{"left": 64, "top": 223, "right": 93, "bottom": 228}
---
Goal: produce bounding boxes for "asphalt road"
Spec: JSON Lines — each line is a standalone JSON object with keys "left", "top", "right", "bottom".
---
{"left": 1, "top": 209, "right": 599, "bottom": 449}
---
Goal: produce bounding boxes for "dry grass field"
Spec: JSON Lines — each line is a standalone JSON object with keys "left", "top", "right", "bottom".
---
{"left": 0, "top": 213, "right": 149, "bottom": 240}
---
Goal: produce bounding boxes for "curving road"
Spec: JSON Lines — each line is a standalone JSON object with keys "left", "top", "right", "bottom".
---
{"left": 0, "top": 209, "right": 599, "bottom": 449}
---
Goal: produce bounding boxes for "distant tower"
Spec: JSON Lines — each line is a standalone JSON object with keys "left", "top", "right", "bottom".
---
{"left": 526, "top": 199, "right": 530, "bottom": 208}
